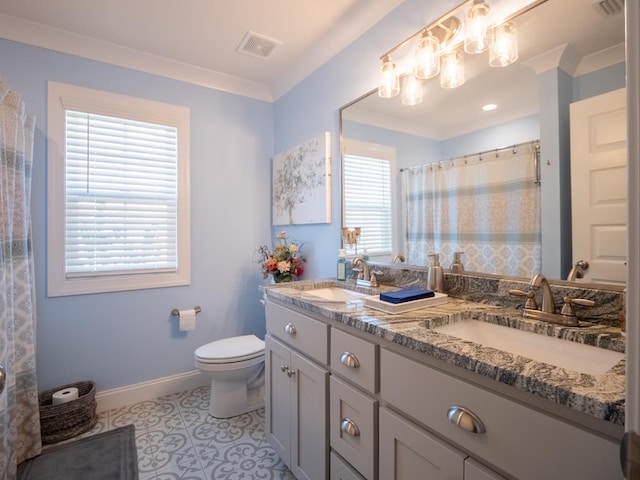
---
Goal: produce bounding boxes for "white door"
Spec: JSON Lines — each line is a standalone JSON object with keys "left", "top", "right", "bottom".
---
{"left": 570, "top": 87, "right": 627, "bottom": 284}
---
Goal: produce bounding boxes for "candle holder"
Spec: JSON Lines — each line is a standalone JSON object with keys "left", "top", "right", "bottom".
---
{"left": 342, "top": 227, "right": 361, "bottom": 255}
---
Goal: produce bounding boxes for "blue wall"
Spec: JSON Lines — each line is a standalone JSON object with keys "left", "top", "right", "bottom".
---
{"left": 0, "top": 38, "right": 274, "bottom": 391}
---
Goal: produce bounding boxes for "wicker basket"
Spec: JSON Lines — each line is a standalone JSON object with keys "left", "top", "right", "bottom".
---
{"left": 38, "top": 380, "right": 98, "bottom": 445}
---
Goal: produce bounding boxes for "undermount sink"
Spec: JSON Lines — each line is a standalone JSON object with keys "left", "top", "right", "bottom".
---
{"left": 432, "top": 319, "right": 624, "bottom": 375}
{"left": 300, "top": 287, "right": 368, "bottom": 303}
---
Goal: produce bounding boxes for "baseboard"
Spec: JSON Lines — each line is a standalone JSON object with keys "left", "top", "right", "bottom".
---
{"left": 95, "top": 370, "right": 208, "bottom": 413}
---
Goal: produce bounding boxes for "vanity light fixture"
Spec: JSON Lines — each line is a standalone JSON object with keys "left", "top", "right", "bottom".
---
{"left": 482, "top": 103, "right": 497, "bottom": 111}
{"left": 464, "top": 0, "right": 494, "bottom": 54}
{"left": 376, "top": 0, "right": 520, "bottom": 105}
{"left": 378, "top": 55, "right": 400, "bottom": 98}
{"left": 490, "top": 21, "right": 518, "bottom": 67}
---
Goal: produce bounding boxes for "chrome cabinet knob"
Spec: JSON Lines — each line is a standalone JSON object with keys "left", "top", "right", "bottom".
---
{"left": 284, "top": 323, "right": 297, "bottom": 335}
{"left": 340, "top": 417, "right": 360, "bottom": 437}
{"left": 286, "top": 368, "right": 295, "bottom": 378}
{"left": 280, "top": 365, "right": 287, "bottom": 373}
{"left": 340, "top": 351, "right": 360, "bottom": 368}
{"left": 447, "top": 405, "right": 486, "bottom": 434}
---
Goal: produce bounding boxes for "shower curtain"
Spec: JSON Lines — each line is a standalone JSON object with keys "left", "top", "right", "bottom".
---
{"left": 403, "top": 142, "right": 541, "bottom": 277}
{"left": 0, "top": 78, "right": 41, "bottom": 478}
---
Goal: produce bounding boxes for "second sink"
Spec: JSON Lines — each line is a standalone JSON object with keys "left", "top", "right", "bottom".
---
{"left": 432, "top": 319, "right": 623, "bottom": 375}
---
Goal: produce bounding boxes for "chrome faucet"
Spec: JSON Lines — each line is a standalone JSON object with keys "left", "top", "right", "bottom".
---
{"left": 566, "top": 260, "right": 589, "bottom": 281}
{"left": 529, "top": 273, "right": 556, "bottom": 313}
{"left": 352, "top": 257, "right": 370, "bottom": 281}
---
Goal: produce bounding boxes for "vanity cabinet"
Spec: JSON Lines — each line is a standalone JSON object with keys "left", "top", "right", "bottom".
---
{"left": 380, "top": 348, "right": 620, "bottom": 480}
{"left": 265, "top": 299, "right": 331, "bottom": 480}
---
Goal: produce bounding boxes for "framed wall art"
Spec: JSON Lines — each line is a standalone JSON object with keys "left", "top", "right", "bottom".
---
{"left": 272, "top": 131, "right": 331, "bottom": 225}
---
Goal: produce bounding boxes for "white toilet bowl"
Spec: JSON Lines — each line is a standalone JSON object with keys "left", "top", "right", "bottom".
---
{"left": 195, "top": 334, "right": 265, "bottom": 418}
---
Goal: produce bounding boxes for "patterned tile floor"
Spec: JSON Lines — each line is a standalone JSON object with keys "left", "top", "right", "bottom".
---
{"left": 60, "top": 385, "right": 296, "bottom": 480}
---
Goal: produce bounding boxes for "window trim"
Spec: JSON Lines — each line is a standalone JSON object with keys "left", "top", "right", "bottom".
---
{"left": 47, "top": 81, "right": 191, "bottom": 297}
{"left": 342, "top": 138, "right": 397, "bottom": 259}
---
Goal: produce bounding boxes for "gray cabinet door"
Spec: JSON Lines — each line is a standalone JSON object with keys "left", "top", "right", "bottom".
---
{"left": 291, "top": 350, "right": 329, "bottom": 480}
{"left": 465, "top": 458, "right": 507, "bottom": 480}
{"left": 379, "top": 407, "right": 466, "bottom": 480}
{"left": 265, "top": 335, "right": 292, "bottom": 464}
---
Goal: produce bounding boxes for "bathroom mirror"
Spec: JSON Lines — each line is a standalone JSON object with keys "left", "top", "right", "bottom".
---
{"left": 340, "top": 0, "right": 626, "bottom": 283}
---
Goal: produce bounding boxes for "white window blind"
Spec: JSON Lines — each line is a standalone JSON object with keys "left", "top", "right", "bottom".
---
{"left": 47, "top": 81, "right": 190, "bottom": 297}
{"left": 65, "top": 111, "right": 178, "bottom": 276}
{"left": 343, "top": 154, "right": 392, "bottom": 255}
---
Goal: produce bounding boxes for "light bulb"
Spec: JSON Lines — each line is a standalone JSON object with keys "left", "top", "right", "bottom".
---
{"left": 415, "top": 32, "right": 440, "bottom": 80}
{"left": 490, "top": 21, "right": 518, "bottom": 67}
{"left": 464, "top": 0, "right": 494, "bottom": 54}
{"left": 440, "top": 50, "right": 465, "bottom": 89}
{"left": 378, "top": 56, "right": 400, "bottom": 98}
{"left": 402, "top": 72, "right": 424, "bottom": 106}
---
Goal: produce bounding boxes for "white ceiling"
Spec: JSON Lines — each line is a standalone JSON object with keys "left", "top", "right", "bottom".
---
{"left": 0, "top": 0, "right": 403, "bottom": 101}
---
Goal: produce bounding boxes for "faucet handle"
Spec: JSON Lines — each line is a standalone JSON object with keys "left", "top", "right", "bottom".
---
{"left": 509, "top": 289, "right": 538, "bottom": 310}
{"left": 560, "top": 296, "right": 595, "bottom": 318}
{"left": 370, "top": 270, "right": 383, "bottom": 288}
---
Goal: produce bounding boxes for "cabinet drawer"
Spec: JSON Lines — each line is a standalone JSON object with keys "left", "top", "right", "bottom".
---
{"left": 331, "top": 328, "right": 378, "bottom": 393}
{"left": 330, "top": 451, "right": 365, "bottom": 480}
{"left": 380, "top": 349, "right": 620, "bottom": 480}
{"left": 266, "top": 301, "right": 329, "bottom": 364}
{"left": 330, "top": 376, "right": 377, "bottom": 480}
{"left": 465, "top": 458, "right": 508, "bottom": 480}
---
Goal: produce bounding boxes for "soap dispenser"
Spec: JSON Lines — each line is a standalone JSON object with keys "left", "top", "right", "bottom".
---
{"left": 427, "top": 254, "right": 444, "bottom": 293}
{"left": 450, "top": 251, "right": 465, "bottom": 272}
{"left": 337, "top": 249, "right": 347, "bottom": 281}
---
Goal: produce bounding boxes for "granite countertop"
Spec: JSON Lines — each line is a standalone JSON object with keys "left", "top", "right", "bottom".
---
{"left": 263, "top": 279, "right": 626, "bottom": 426}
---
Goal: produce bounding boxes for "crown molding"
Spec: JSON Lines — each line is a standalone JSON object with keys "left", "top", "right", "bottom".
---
{"left": 0, "top": 13, "right": 274, "bottom": 102}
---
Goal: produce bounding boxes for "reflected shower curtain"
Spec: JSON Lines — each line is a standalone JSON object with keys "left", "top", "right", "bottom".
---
{"left": 403, "top": 143, "right": 541, "bottom": 277}
{"left": 0, "top": 78, "right": 41, "bottom": 479}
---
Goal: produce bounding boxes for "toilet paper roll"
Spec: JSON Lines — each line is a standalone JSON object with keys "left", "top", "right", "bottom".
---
{"left": 179, "top": 308, "right": 197, "bottom": 331}
{"left": 52, "top": 387, "right": 79, "bottom": 405}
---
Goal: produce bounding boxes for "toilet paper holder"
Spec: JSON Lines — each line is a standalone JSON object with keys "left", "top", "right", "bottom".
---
{"left": 171, "top": 306, "right": 201, "bottom": 316}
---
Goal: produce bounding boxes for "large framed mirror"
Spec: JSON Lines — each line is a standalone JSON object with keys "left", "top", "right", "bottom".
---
{"left": 340, "top": 0, "right": 626, "bottom": 285}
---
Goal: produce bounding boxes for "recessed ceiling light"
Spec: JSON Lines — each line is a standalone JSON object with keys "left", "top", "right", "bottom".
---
{"left": 482, "top": 103, "right": 497, "bottom": 111}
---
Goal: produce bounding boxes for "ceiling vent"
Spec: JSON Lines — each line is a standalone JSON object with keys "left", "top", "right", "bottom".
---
{"left": 592, "top": 0, "right": 624, "bottom": 17}
{"left": 236, "top": 31, "right": 281, "bottom": 60}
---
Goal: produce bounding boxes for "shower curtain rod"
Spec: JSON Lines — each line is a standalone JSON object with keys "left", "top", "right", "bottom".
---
{"left": 399, "top": 139, "right": 540, "bottom": 172}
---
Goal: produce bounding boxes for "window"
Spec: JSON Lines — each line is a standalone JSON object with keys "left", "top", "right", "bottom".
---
{"left": 342, "top": 139, "right": 395, "bottom": 257}
{"left": 47, "top": 82, "right": 190, "bottom": 296}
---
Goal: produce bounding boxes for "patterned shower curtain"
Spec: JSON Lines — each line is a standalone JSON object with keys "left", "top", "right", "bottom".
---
{"left": 0, "top": 78, "right": 41, "bottom": 478}
{"left": 403, "top": 142, "right": 541, "bottom": 277}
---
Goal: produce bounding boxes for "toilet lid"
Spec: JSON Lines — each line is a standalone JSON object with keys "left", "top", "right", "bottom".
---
{"left": 195, "top": 334, "right": 265, "bottom": 363}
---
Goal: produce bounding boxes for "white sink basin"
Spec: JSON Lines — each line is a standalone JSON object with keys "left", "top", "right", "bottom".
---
{"left": 301, "top": 287, "right": 368, "bottom": 303}
{"left": 432, "top": 319, "right": 624, "bottom": 375}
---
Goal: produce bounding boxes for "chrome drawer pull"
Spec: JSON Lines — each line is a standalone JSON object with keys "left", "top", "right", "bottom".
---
{"left": 284, "top": 323, "right": 297, "bottom": 335}
{"left": 447, "top": 405, "right": 486, "bottom": 434}
{"left": 340, "top": 352, "right": 360, "bottom": 368}
{"left": 340, "top": 417, "right": 361, "bottom": 437}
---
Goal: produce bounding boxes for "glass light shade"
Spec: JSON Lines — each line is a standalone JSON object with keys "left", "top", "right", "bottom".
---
{"left": 415, "top": 32, "right": 440, "bottom": 79}
{"left": 378, "top": 56, "right": 400, "bottom": 98}
{"left": 440, "top": 50, "right": 465, "bottom": 89}
{"left": 464, "top": 1, "right": 494, "bottom": 54}
{"left": 402, "top": 73, "right": 424, "bottom": 106}
{"left": 490, "top": 22, "right": 518, "bottom": 67}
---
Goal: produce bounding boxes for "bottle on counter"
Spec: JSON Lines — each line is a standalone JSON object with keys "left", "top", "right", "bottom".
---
{"left": 427, "top": 253, "right": 444, "bottom": 292}
{"left": 337, "top": 249, "right": 347, "bottom": 281}
{"left": 450, "top": 251, "right": 465, "bottom": 272}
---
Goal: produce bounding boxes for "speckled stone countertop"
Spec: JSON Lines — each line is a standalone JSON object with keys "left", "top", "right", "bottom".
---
{"left": 263, "top": 279, "right": 626, "bottom": 426}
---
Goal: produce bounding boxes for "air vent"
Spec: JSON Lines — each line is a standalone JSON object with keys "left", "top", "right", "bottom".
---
{"left": 236, "top": 31, "right": 281, "bottom": 60}
{"left": 592, "top": 0, "right": 624, "bottom": 17}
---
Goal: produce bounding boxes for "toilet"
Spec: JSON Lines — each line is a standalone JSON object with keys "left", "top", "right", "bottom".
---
{"left": 194, "top": 334, "right": 265, "bottom": 418}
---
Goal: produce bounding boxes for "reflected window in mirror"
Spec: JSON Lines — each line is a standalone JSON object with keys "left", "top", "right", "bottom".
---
{"left": 342, "top": 139, "right": 396, "bottom": 258}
